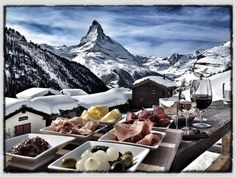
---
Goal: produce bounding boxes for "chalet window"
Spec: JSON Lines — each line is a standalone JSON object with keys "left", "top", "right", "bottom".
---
{"left": 19, "top": 116, "right": 28, "bottom": 121}
{"left": 15, "top": 123, "right": 31, "bottom": 136}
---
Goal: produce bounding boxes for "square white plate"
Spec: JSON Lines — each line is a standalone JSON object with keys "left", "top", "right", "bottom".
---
{"left": 40, "top": 123, "right": 107, "bottom": 140}
{"left": 6, "top": 154, "right": 54, "bottom": 171}
{"left": 48, "top": 141, "right": 150, "bottom": 172}
{"left": 5, "top": 133, "right": 75, "bottom": 163}
{"left": 98, "top": 130, "right": 166, "bottom": 150}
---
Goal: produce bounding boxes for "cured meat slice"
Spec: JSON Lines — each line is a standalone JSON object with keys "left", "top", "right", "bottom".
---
{"left": 114, "top": 121, "right": 144, "bottom": 141}
{"left": 112, "top": 119, "right": 153, "bottom": 142}
{"left": 125, "top": 112, "right": 135, "bottom": 124}
{"left": 138, "top": 110, "right": 152, "bottom": 121}
{"left": 138, "top": 133, "right": 161, "bottom": 145}
{"left": 48, "top": 117, "right": 99, "bottom": 135}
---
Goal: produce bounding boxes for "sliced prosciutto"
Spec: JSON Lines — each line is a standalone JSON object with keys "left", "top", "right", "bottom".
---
{"left": 114, "top": 120, "right": 146, "bottom": 141}
{"left": 108, "top": 119, "right": 154, "bottom": 142}
{"left": 138, "top": 133, "right": 161, "bottom": 145}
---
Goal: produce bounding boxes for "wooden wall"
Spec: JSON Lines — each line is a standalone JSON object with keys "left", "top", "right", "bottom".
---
{"left": 132, "top": 80, "right": 173, "bottom": 109}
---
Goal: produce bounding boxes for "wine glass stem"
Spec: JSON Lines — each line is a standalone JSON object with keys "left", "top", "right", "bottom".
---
{"left": 175, "top": 101, "right": 179, "bottom": 129}
{"left": 199, "top": 110, "right": 203, "bottom": 125}
{"left": 185, "top": 112, "right": 189, "bottom": 128}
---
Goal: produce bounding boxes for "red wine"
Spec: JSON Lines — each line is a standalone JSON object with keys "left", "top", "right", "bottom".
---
{"left": 195, "top": 95, "right": 212, "bottom": 110}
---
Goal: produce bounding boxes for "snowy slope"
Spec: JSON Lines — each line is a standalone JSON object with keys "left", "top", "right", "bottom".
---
{"left": 193, "top": 41, "right": 231, "bottom": 76}
{"left": 141, "top": 41, "right": 231, "bottom": 83}
{"left": 4, "top": 28, "right": 108, "bottom": 97}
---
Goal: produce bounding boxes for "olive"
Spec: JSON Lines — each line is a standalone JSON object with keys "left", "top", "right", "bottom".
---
{"left": 120, "top": 154, "right": 133, "bottom": 169}
{"left": 61, "top": 158, "right": 77, "bottom": 169}
{"left": 110, "top": 160, "right": 125, "bottom": 172}
{"left": 124, "top": 151, "right": 133, "bottom": 158}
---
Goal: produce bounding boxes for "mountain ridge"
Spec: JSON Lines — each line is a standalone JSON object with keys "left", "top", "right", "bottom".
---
{"left": 4, "top": 27, "right": 108, "bottom": 97}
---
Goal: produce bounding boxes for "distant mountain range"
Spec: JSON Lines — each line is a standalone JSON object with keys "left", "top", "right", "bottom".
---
{"left": 5, "top": 20, "right": 231, "bottom": 96}
{"left": 4, "top": 27, "right": 108, "bottom": 97}
{"left": 41, "top": 20, "right": 231, "bottom": 87}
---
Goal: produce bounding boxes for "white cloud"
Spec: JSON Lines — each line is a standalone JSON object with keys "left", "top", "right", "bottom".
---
{"left": 5, "top": 6, "right": 231, "bottom": 56}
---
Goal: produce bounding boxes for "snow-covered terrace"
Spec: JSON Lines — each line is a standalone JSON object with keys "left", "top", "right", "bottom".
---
{"left": 6, "top": 87, "right": 132, "bottom": 116}
{"left": 71, "top": 88, "right": 132, "bottom": 109}
{"left": 60, "top": 88, "right": 88, "bottom": 96}
{"left": 31, "top": 95, "right": 79, "bottom": 114}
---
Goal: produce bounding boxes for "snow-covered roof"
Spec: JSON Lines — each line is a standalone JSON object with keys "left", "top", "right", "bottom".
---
{"left": 5, "top": 97, "right": 51, "bottom": 117}
{"left": 71, "top": 88, "right": 131, "bottom": 109}
{"left": 133, "top": 76, "right": 176, "bottom": 88}
{"left": 60, "top": 89, "right": 88, "bottom": 96}
{"left": 31, "top": 95, "right": 79, "bottom": 114}
{"left": 16, "top": 87, "right": 62, "bottom": 100}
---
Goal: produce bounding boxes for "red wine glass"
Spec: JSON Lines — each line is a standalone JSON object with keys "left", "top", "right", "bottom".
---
{"left": 190, "top": 79, "right": 212, "bottom": 128}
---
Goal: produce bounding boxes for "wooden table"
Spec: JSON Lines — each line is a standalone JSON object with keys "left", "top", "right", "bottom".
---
{"left": 170, "top": 100, "right": 232, "bottom": 172}
{"left": 5, "top": 100, "right": 231, "bottom": 172}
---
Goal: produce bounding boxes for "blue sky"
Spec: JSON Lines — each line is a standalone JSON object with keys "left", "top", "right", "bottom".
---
{"left": 5, "top": 6, "right": 231, "bottom": 57}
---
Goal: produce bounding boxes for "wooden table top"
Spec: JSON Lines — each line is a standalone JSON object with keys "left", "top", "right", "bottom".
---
{"left": 5, "top": 100, "right": 231, "bottom": 173}
{"left": 170, "top": 100, "right": 232, "bottom": 172}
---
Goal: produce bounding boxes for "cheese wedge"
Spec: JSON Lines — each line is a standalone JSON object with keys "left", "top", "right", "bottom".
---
{"left": 100, "top": 109, "right": 121, "bottom": 123}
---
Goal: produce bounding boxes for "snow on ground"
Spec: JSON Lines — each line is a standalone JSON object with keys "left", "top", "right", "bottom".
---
{"left": 5, "top": 97, "right": 51, "bottom": 116}
{"left": 183, "top": 151, "right": 220, "bottom": 171}
{"left": 134, "top": 76, "right": 176, "bottom": 87}
{"left": 209, "top": 70, "right": 231, "bottom": 101}
{"left": 31, "top": 95, "right": 78, "bottom": 114}
{"left": 71, "top": 88, "right": 131, "bottom": 108}
{"left": 60, "top": 89, "right": 88, "bottom": 96}
{"left": 16, "top": 87, "right": 62, "bottom": 100}
{"left": 181, "top": 70, "right": 231, "bottom": 101}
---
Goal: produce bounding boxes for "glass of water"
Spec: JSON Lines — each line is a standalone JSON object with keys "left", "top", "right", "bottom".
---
{"left": 159, "top": 96, "right": 179, "bottom": 129}
{"left": 223, "top": 82, "right": 231, "bottom": 104}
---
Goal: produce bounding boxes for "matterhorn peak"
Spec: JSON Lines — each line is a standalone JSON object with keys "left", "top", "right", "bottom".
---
{"left": 89, "top": 20, "right": 104, "bottom": 34}
{"left": 79, "top": 20, "right": 106, "bottom": 46}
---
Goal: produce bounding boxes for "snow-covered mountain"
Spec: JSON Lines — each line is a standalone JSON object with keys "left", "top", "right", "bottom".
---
{"left": 40, "top": 20, "right": 231, "bottom": 88}
{"left": 193, "top": 41, "right": 231, "bottom": 76}
{"left": 4, "top": 28, "right": 108, "bottom": 97}
{"left": 41, "top": 20, "right": 163, "bottom": 88}
{"left": 139, "top": 41, "right": 231, "bottom": 84}
{"left": 174, "top": 41, "right": 231, "bottom": 85}
{"left": 141, "top": 53, "right": 196, "bottom": 79}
